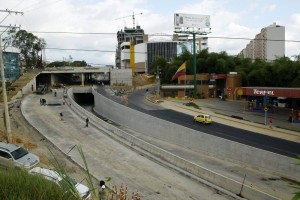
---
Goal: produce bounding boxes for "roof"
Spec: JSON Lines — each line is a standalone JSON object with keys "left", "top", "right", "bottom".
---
{"left": 0, "top": 142, "right": 20, "bottom": 152}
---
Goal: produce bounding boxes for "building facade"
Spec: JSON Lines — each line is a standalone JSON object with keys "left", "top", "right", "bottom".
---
{"left": 116, "top": 29, "right": 209, "bottom": 74}
{"left": 239, "top": 23, "right": 285, "bottom": 61}
{"left": 160, "top": 73, "right": 242, "bottom": 99}
{"left": 115, "top": 26, "right": 145, "bottom": 69}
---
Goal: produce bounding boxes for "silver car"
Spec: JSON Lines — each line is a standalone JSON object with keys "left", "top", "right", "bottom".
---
{"left": 0, "top": 142, "right": 40, "bottom": 169}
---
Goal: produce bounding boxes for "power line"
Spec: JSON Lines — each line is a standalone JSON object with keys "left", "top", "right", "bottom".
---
{"left": 45, "top": 47, "right": 115, "bottom": 52}
{"left": 45, "top": 47, "right": 146, "bottom": 54}
{"left": 31, "top": 31, "right": 116, "bottom": 35}
{"left": 29, "top": 30, "right": 300, "bottom": 43}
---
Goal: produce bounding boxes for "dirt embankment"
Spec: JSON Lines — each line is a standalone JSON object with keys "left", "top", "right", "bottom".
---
{"left": 0, "top": 101, "right": 92, "bottom": 183}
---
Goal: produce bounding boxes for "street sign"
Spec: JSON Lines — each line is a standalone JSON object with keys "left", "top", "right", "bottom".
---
{"left": 264, "top": 107, "right": 268, "bottom": 112}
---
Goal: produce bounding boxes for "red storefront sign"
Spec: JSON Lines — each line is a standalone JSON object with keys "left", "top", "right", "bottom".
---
{"left": 235, "top": 87, "right": 300, "bottom": 98}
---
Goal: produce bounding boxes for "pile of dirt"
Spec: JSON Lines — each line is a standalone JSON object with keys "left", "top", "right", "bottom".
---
{"left": 132, "top": 74, "right": 154, "bottom": 87}
{"left": 0, "top": 69, "right": 40, "bottom": 103}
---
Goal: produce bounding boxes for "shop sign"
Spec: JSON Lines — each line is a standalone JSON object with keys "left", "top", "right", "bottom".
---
{"left": 253, "top": 89, "right": 274, "bottom": 96}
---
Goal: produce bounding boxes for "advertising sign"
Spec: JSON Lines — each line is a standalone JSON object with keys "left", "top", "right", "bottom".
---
{"left": 240, "top": 87, "right": 300, "bottom": 98}
{"left": 174, "top": 13, "right": 210, "bottom": 29}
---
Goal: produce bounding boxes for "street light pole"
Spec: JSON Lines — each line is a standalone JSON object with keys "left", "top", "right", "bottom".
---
{"left": 0, "top": 35, "right": 12, "bottom": 142}
{"left": 156, "top": 65, "right": 160, "bottom": 96}
{"left": 193, "top": 33, "right": 197, "bottom": 97}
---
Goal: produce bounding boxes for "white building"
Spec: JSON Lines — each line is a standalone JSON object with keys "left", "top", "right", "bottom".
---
{"left": 120, "top": 42, "right": 131, "bottom": 69}
{"left": 239, "top": 23, "right": 285, "bottom": 61}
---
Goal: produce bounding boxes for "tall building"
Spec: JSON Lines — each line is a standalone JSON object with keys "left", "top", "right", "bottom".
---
{"left": 115, "top": 25, "right": 145, "bottom": 69}
{"left": 239, "top": 23, "right": 285, "bottom": 61}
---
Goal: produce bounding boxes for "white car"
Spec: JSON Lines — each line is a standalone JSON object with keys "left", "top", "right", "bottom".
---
{"left": 0, "top": 142, "right": 40, "bottom": 169}
{"left": 29, "top": 167, "right": 91, "bottom": 200}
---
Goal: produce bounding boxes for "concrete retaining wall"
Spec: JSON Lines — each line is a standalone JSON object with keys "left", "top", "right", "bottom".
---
{"left": 67, "top": 87, "right": 280, "bottom": 199}
{"left": 92, "top": 88, "right": 300, "bottom": 182}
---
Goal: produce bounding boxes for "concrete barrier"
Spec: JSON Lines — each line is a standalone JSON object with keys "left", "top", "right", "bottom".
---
{"left": 66, "top": 87, "right": 289, "bottom": 199}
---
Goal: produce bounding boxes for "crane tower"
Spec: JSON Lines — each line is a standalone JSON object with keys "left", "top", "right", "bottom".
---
{"left": 115, "top": 12, "right": 143, "bottom": 29}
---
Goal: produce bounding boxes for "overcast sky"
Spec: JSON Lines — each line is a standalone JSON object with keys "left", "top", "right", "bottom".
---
{"left": 1, "top": 0, "right": 300, "bottom": 66}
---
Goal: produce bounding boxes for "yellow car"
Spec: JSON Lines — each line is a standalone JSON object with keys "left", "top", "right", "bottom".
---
{"left": 194, "top": 114, "right": 212, "bottom": 124}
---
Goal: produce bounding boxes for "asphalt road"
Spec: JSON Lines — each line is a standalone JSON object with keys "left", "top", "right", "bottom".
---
{"left": 123, "top": 89, "right": 300, "bottom": 158}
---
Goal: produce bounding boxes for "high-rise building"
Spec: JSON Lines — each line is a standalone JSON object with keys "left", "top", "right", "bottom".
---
{"left": 239, "top": 23, "right": 285, "bottom": 61}
{"left": 115, "top": 26, "right": 145, "bottom": 69}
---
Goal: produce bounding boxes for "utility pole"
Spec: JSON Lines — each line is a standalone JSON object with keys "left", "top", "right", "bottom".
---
{"left": 0, "top": 35, "right": 11, "bottom": 142}
{"left": 0, "top": 9, "right": 23, "bottom": 142}
{"left": 156, "top": 65, "right": 160, "bottom": 96}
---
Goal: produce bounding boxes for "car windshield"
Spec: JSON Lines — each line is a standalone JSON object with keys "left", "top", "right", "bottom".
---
{"left": 11, "top": 147, "right": 29, "bottom": 160}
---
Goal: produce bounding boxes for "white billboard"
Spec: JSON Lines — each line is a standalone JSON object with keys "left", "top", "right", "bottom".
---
{"left": 174, "top": 13, "right": 210, "bottom": 29}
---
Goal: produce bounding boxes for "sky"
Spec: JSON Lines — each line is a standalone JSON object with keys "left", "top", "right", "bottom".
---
{"left": 1, "top": 0, "right": 300, "bottom": 66}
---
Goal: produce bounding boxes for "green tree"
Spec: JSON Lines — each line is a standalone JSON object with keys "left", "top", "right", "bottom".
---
{"left": 72, "top": 60, "right": 87, "bottom": 67}
{"left": 6, "top": 29, "right": 46, "bottom": 68}
{"left": 215, "top": 58, "right": 228, "bottom": 74}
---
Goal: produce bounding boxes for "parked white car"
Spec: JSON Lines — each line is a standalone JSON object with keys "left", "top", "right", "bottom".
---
{"left": 29, "top": 167, "right": 91, "bottom": 200}
{"left": 0, "top": 142, "right": 40, "bottom": 169}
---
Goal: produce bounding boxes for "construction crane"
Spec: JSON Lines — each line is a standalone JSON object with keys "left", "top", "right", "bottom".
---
{"left": 115, "top": 12, "right": 143, "bottom": 29}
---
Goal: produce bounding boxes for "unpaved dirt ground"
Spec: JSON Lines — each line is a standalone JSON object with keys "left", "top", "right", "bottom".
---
{"left": 0, "top": 100, "right": 94, "bottom": 184}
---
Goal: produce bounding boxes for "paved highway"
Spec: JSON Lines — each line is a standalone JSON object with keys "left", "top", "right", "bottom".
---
{"left": 95, "top": 87, "right": 300, "bottom": 158}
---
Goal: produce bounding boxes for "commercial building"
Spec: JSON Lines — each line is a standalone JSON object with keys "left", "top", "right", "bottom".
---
{"left": 239, "top": 23, "right": 285, "bottom": 61}
{"left": 160, "top": 72, "right": 242, "bottom": 99}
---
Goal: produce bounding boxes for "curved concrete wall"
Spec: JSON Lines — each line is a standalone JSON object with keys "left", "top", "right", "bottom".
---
{"left": 92, "top": 88, "right": 300, "bottom": 182}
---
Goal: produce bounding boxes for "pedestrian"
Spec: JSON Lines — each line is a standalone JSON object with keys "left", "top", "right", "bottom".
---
{"left": 289, "top": 113, "right": 293, "bottom": 123}
{"left": 60, "top": 112, "right": 63, "bottom": 121}
{"left": 40, "top": 98, "right": 42, "bottom": 105}
{"left": 98, "top": 180, "right": 107, "bottom": 200}
{"left": 269, "top": 117, "right": 273, "bottom": 128}
{"left": 86, "top": 117, "right": 89, "bottom": 127}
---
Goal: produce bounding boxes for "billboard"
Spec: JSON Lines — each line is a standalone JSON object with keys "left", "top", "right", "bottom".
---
{"left": 174, "top": 13, "right": 210, "bottom": 29}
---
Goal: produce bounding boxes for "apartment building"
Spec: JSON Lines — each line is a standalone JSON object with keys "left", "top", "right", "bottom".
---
{"left": 239, "top": 22, "right": 285, "bottom": 61}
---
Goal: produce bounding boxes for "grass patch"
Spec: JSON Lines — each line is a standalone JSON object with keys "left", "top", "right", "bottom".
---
{"left": 184, "top": 102, "right": 200, "bottom": 109}
{"left": 0, "top": 168, "right": 78, "bottom": 200}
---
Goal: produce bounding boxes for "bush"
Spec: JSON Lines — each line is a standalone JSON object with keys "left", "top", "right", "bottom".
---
{"left": 184, "top": 102, "right": 200, "bottom": 109}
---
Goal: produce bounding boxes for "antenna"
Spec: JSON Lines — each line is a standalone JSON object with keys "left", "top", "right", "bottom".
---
{"left": 115, "top": 12, "right": 143, "bottom": 28}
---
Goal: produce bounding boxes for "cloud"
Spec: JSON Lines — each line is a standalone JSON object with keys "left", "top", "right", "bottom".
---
{"left": 285, "top": 13, "right": 300, "bottom": 57}
{"left": 2, "top": 0, "right": 300, "bottom": 65}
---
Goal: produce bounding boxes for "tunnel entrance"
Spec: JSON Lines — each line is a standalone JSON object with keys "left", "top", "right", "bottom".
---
{"left": 73, "top": 93, "right": 94, "bottom": 106}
